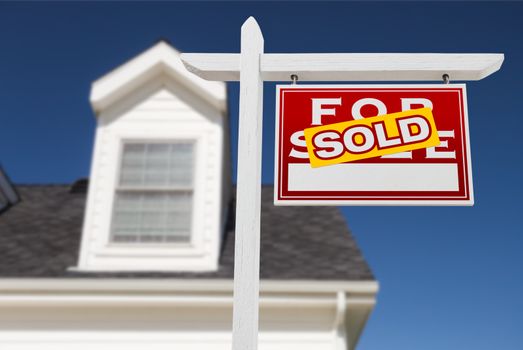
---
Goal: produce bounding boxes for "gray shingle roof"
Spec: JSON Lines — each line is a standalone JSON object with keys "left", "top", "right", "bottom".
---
{"left": 0, "top": 184, "right": 374, "bottom": 280}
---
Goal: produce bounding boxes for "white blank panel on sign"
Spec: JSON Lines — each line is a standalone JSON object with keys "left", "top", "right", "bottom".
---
{"left": 288, "top": 164, "right": 459, "bottom": 192}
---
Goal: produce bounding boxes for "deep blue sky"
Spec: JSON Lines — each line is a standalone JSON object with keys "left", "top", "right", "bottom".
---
{"left": 1, "top": 2, "right": 522, "bottom": 349}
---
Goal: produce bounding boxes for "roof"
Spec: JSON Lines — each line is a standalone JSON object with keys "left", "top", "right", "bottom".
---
{"left": 0, "top": 184, "right": 374, "bottom": 281}
{"left": 90, "top": 41, "right": 227, "bottom": 114}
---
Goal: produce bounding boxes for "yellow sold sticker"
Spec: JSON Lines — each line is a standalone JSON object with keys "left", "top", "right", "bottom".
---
{"left": 304, "top": 107, "right": 440, "bottom": 168}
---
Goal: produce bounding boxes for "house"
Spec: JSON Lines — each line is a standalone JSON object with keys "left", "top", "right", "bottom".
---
{"left": 0, "top": 41, "right": 378, "bottom": 350}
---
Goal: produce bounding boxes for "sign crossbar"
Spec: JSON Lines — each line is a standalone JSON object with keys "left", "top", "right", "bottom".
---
{"left": 181, "top": 52, "right": 504, "bottom": 82}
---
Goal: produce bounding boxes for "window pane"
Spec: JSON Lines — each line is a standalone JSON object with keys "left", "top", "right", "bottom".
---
{"left": 144, "top": 144, "right": 170, "bottom": 187}
{"left": 168, "top": 143, "right": 194, "bottom": 187}
{"left": 120, "top": 144, "right": 145, "bottom": 186}
{"left": 119, "top": 142, "right": 194, "bottom": 188}
{"left": 111, "top": 192, "right": 192, "bottom": 243}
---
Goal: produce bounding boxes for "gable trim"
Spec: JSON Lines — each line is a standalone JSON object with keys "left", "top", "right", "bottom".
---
{"left": 90, "top": 42, "right": 227, "bottom": 114}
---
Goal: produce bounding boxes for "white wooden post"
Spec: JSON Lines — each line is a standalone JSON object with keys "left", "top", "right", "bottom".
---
{"left": 231, "top": 17, "right": 264, "bottom": 350}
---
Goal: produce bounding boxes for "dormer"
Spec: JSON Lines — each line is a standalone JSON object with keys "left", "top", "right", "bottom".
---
{"left": 77, "top": 42, "right": 231, "bottom": 272}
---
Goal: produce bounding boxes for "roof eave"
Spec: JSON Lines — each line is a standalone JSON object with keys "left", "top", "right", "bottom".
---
{"left": 0, "top": 278, "right": 378, "bottom": 294}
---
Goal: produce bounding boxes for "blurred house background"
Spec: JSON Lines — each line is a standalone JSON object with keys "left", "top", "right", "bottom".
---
{"left": 0, "top": 42, "right": 377, "bottom": 350}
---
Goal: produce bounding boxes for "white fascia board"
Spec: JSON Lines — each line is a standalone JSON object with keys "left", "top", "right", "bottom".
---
{"left": 0, "top": 278, "right": 378, "bottom": 295}
{"left": 0, "top": 295, "right": 345, "bottom": 308}
{"left": 90, "top": 42, "right": 227, "bottom": 114}
{"left": 0, "top": 291, "right": 376, "bottom": 309}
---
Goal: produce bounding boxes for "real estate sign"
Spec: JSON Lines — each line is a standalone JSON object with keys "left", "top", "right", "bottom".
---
{"left": 275, "top": 85, "right": 473, "bottom": 205}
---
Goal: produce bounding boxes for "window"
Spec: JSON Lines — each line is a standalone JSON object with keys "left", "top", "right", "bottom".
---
{"left": 110, "top": 142, "right": 195, "bottom": 244}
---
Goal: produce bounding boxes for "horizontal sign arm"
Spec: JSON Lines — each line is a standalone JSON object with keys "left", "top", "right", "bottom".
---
{"left": 181, "top": 53, "right": 504, "bottom": 82}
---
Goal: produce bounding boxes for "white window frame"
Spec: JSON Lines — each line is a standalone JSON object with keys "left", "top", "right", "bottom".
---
{"left": 91, "top": 129, "right": 209, "bottom": 260}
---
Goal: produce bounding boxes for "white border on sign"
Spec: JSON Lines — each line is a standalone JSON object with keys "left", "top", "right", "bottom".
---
{"left": 273, "top": 84, "right": 474, "bottom": 206}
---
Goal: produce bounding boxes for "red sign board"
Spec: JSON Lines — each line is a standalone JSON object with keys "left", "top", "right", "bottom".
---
{"left": 275, "top": 85, "right": 473, "bottom": 205}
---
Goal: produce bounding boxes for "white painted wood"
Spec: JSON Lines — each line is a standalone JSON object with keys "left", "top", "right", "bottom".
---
{"left": 182, "top": 53, "right": 240, "bottom": 81}
{"left": 232, "top": 17, "right": 264, "bottom": 350}
{"left": 181, "top": 52, "right": 504, "bottom": 81}
{"left": 0, "top": 279, "right": 379, "bottom": 294}
{"left": 91, "top": 42, "right": 227, "bottom": 113}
